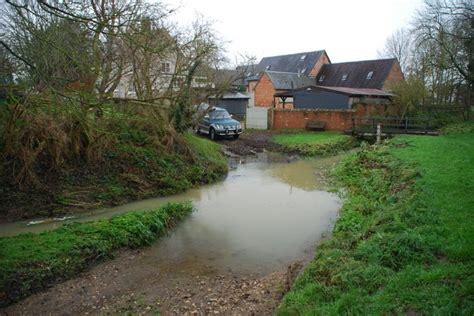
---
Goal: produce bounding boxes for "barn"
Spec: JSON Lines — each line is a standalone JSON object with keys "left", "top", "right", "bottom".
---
{"left": 274, "top": 85, "right": 393, "bottom": 110}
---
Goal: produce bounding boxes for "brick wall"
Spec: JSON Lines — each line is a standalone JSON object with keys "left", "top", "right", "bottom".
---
{"left": 271, "top": 103, "right": 387, "bottom": 131}
{"left": 309, "top": 52, "right": 331, "bottom": 78}
{"left": 272, "top": 108, "right": 355, "bottom": 131}
{"left": 354, "top": 103, "right": 386, "bottom": 117}
{"left": 383, "top": 62, "right": 404, "bottom": 89}
{"left": 254, "top": 73, "right": 276, "bottom": 107}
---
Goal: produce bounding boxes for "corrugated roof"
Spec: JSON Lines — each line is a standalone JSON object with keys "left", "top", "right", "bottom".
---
{"left": 265, "top": 71, "right": 314, "bottom": 90}
{"left": 274, "top": 85, "right": 394, "bottom": 97}
{"left": 257, "top": 50, "right": 327, "bottom": 76}
{"left": 208, "top": 92, "right": 250, "bottom": 99}
{"left": 316, "top": 58, "right": 398, "bottom": 89}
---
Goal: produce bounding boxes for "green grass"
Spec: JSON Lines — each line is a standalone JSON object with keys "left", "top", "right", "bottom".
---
{"left": 0, "top": 202, "right": 192, "bottom": 307}
{"left": 272, "top": 131, "right": 357, "bottom": 156}
{"left": 278, "top": 124, "right": 474, "bottom": 314}
{"left": 184, "top": 132, "right": 227, "bottom": 170}
{"left": 273, "top": 131, "right": 349, "bottom": 146}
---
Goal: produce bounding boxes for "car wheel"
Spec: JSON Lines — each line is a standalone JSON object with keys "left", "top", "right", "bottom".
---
{"left": 196, "top": 126, "right": 201, "bottom": 135}
{"left": 210, "top": 128, "right": 217, "bottom": 140}
{"left": 233, "top": 134, "right": 239, "bottom": 140}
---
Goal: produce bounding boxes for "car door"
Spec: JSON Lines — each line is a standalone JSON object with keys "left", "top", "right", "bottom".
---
{"left": 201, "top": 114, "right": 211, "bottom": 134}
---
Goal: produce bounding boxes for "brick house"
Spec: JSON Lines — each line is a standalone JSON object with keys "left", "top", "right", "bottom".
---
{"left": 246, "top": 50, "right": 331, "bottom": 107}
{"left": 254, "top": 71, "right": 313, "bottom": 108}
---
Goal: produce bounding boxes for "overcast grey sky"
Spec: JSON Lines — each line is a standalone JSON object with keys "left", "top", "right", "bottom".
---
{"left": 167, "top": 0, "right": 423, "bottom": 65}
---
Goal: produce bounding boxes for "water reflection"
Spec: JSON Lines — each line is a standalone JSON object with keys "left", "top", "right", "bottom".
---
{"left": 0, "top": 154, "right": 342, "bottom": 276}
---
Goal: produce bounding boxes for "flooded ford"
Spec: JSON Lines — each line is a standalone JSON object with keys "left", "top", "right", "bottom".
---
{"left": 1, "top": 153, "right": 341, "bottom": 273}
{"left": 1, "top": 153, "right": 343, "bottom": 314}
{"left": 1, "top": 154, "right": 341, "bottom": 273}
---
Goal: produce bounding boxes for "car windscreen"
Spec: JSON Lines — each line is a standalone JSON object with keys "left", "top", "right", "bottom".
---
{"left": 210, "top": 110, "right": 231, "bottom": 119}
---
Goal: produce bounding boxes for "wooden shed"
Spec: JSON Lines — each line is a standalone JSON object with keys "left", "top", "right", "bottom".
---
{"left": 275, "top": 85, "right": 393, "bottom": 110}
{"left": 208, "top": 92, "right": 250, "bottom": 120}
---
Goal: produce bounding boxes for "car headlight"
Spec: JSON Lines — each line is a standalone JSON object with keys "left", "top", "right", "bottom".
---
{"left": 237, "top": 123, "right": 241, "bottom": 129}
{"left": 215, "top": 124, "right": 223, "bottom": 129}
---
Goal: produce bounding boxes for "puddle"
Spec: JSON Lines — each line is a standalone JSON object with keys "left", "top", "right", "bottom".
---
{"left": 0, "top": 154, "right": 342, "bottom": 275}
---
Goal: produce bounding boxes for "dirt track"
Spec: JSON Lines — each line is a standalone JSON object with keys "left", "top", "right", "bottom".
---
{"left": 1, "top": 248, "right": 304, "bottom": 315}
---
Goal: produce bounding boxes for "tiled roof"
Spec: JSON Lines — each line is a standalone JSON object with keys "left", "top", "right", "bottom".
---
{"left": 265, "top": 71, "right": 314, "bottom": 90}
{"left": 257, "top": 50, "right": 327, "bottom": 76}
{"left": 316, "top": 58, "right": 398, "bottom": 89}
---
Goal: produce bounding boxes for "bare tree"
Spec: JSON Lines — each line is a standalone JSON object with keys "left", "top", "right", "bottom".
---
{"left": 0, "top": 0, "right": 156, "bottom": 98}
{"left": 379, "top": 0, "right": 473, "bottom": 115}
{"left": 378, "top": 28, "right": 413, "bottom": 75}
{"left": 413, "top": 0, "right": 473, "bottom": 109}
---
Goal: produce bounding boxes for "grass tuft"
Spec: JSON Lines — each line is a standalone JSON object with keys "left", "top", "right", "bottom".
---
{"left": 272, "top": 131, "right": 357, "bottom": 157}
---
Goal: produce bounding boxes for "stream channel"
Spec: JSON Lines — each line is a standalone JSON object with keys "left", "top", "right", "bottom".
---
{"left": 2, "top": 153, "right": 342, "bottom": 274}
{"left": 2, "top": 152, "right": 343, "bottom": 314}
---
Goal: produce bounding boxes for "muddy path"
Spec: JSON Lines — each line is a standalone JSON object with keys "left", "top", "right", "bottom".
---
{"left": 1, "top": 248, "right": 302, "bottom": 315}
{"left": 214, "top": 130, "right": 284, "bottom": 156}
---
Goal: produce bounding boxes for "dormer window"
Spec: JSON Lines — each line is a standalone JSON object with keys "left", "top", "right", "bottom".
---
{"left": 300, "top": 54, "right": 306, "bottom": 60}
{"left": 367, "top": 71, "right": 374, "bottom": 79}
{"left": 247, "top": 72, "right": 252, "bottom": 77}
{"left": 342, "top": 74, "right": 348, "bottom": 81}
{"left": 265, "top": 65, "right": 271, "bottom": 70}
{"left": 318, "top": 75, "right": 325, "bottom": 82}
{"left": 301, "top": 68, "right": 307, "bottom": 74}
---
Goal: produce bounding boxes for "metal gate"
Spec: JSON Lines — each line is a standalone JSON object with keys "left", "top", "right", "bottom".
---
{"left": 246, "top": 106, "right": 268, "bottom": 129}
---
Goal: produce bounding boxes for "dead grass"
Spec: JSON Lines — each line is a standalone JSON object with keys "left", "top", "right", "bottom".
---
{"left": 0, "top": 94, "right": 227, "bottom": 220}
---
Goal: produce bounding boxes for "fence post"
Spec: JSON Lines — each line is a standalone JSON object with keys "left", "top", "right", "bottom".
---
{"left": 376, "top": 123, "right": 382, "bottom": 144}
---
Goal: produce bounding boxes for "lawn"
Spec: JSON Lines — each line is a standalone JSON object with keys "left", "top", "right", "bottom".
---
{"left": 391, "top": 130, "right": 474, "bottom": 267}
{"left": 272, "top": 131, "right": 356, "bottom": 156}
{"left": 278, "top": 124, "right": 474, "bottom": 314}
{"left": 272, "top": 131, "right": 349, "bottom": 146}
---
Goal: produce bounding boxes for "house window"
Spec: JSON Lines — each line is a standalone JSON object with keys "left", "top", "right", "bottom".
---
{"left": 300, "top": 54, "right": 306, "bottom": 60}
{"left": 265, "top": 65, "right": 271, "bottom": 70}
{"left": 367, "top": 71, "right": 374, "bottom": 79}
{"left": 301, "top": 68, "right": 307, "bottom": 74}
{"left": 342, "top": 74, "right": 348, "bottom": 81}
{"left": 161, "top": 62, "right": 171, "bottom": 73}
{"left": 318, "top": 75, "right": 325, "bottom": 82}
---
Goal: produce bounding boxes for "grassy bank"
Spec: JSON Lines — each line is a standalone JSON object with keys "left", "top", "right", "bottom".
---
{"left": 272, "top": 131, "right": 357, "bottom": 156}
{"left": 0, "top": 97, "right": 227, "bottom": 221}
{"left": 0, "top": 202, "right": 192, "bottom": 307}
{"left": 278, "top": 126, "right": 474, "bottom": 314}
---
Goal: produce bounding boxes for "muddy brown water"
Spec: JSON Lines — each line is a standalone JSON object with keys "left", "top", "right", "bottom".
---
{"left": 1, "top": 153, "right": 342, "bottom": 276}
